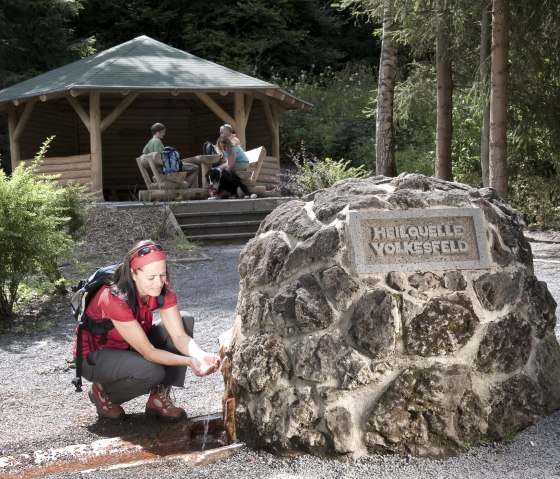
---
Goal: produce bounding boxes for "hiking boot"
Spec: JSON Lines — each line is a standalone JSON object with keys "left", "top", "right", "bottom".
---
{"left": 145, "top": 385, "right": 186, "bottom": 421}
{"left": 88, "top": 383, "right": 125, "bottom": 420}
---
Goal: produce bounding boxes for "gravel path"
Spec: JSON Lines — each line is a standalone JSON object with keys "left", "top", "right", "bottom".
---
{"left": 0, "top": 236, "right": 559, "bottom": 479}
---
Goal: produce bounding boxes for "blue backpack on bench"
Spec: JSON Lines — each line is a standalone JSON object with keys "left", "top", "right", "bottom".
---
{"left": 162, "top": 146, "right": 182, "bottom": 174}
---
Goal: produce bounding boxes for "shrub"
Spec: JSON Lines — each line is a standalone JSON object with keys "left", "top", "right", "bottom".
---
{"left": 509, "top": 174, "right": 560, "bottom": 228}
{"left": 0, "top": 137, "right": 90, "bottom": 319}
{"left": 278, "top": 64, "right": 376, "bottom": 168}
{"left": 279, "top": 142, "right": 369, "bottom": 196}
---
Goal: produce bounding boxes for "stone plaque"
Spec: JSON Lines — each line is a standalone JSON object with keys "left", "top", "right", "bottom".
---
{"left": 349, "top": 208, "right": 490, "bottom": 273}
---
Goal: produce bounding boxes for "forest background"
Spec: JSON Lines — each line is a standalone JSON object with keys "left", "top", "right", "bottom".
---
{"left": 0, "top": 0, "right": 559, "bottom": 227}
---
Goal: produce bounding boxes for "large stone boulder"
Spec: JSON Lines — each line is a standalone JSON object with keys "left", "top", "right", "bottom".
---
{"left": 220, "top": 173, "right": 560, "bottom": 458}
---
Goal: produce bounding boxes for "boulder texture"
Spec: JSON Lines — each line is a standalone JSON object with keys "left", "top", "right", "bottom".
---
{"left": 220, "top": 173, "right": 560, "bottom": 459}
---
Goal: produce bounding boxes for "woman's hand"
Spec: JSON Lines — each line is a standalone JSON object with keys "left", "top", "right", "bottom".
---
{"left": 190, "top": 352, "right": 221, "bottom": 377}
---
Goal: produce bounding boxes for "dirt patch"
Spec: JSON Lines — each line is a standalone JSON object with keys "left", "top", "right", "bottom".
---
{"left": 79, "top": 205, "right": 196, "bottom": 261}
{"left": 7, "top": 205, "right": 201, "bottom": 331}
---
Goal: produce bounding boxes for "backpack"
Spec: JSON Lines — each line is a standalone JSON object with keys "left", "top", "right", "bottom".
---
{"left": 161, "top": 146, "right": 182, "bottom": 174}
{"left": 70, "top": 263, "right": 164, "bottom": 392}
{"left": 203, "top": 141, "right": 217, "bottom": 155}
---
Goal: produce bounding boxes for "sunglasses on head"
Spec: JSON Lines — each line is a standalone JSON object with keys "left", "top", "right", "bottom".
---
{"left": 135, "top": 244, "right": 163, "bottom": 257}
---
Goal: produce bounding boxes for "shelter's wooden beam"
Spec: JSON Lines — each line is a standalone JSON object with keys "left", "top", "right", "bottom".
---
{"left": 7, "top": 105, "right": 20, "bottom": 168}
{"left": 263, "top": 102, "right": 280, "bottom": 158}
{"left": 251, "top": 91, "right": 270, "bottom": 106}
{"left": 89, "top": 91, "right": 103, "bottom": 196}
{"left": 258, "top": 88, "right": 312, "bottom": 112}
{"left": 13, "top": 100, "right": 36, "bottom": 142}
{"left": 195, "top": 92, "right": 235, "bottom": 128}
{"left": 35, "top": 92, "right": 70, "bottom": 102}
{"left": 234, "top": 91, "right": 247, "bottom": 148}
{"left": 100, "top": 92, "right": 139, "bottom": 133}
{"left": 263, "top": 102, "right": 278, "bottom": 132}
{"left": 254, "top": 92, "right": 313, "bottom": 112}
{"left": 67, "top": 96, "right": 90, "bottom": 131}
{"left": 245, "top": 95, "right": 254, "bottom": 120}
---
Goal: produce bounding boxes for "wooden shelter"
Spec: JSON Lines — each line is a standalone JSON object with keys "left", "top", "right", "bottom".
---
{"left": 0, "top": 36, "right": 312, "bottom": 200}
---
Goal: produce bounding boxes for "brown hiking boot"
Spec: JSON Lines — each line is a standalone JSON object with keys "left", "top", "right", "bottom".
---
{"left": 88, "top": 383, "right": 125, "bottom": 420}
{"left": 145, "top": 385, "right": 186, "bottom": 421}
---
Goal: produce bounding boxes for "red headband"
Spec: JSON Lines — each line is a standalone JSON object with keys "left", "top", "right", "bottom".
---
{"left": 130, "top": 246, "right": 166, "bottom": 269}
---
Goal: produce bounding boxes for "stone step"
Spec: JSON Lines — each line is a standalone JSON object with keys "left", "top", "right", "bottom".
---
{"left": 182, "top": 219, "right": 263, "bottom": 229}
{"left": 173, "top": 198, "right": 287, "bottom": 241}
{"left": 172, "top": 197, "right": 292, "bottom": 215}
{"left": 181, "top": 219, "right": 263, "bottom": 237}
{"left": 185, "top": 231, "right": 256, "bottom": 242}
{"left": 175, "top": 210, "right": 271, "bottom": 225}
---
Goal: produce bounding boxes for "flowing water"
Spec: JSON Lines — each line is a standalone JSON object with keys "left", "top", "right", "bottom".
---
{"left": 201, "top": 374, "right": 221, "bottom": 450}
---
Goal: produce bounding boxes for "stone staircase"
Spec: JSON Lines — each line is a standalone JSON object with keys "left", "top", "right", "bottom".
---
{"left": 172, "top": 197, "right": 292, "bottom": 241}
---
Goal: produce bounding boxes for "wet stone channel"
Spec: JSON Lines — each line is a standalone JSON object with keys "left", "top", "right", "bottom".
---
{"left": 0, "top": 414, "right": 240, "bottom": 478}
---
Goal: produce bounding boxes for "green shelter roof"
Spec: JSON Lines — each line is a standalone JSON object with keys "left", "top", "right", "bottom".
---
{"left": 0, "top": 35, "right": 311, "bottom": 109}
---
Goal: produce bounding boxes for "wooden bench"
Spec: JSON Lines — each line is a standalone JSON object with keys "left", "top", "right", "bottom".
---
{"left": 136, "top": 153, "right": 209, "bottom": 201}
{"left": 236, "top": 146, "right": 267, "bottom": 196}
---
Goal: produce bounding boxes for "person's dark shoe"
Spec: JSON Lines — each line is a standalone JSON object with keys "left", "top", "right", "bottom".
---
{"left": 88, "top": 383, "right": 125, "bottom": 420}
{"left": 145, "top": 385, "right": 186, "bottom": 421}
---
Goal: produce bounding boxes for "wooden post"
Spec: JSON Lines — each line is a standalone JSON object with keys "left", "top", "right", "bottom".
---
{"left": 234, "top": 91, "right": 246, "bottom": 148}
{"left": 263, "top": 102, "right": 280, "bottom": 158}
{"left": 89, "top": 91, "right": 103, "bottom": 196}
{"left": 7, "top": 105, "right": 20, "bottom": 169}
{"left": 6, "top": 100, "right": 36, "bottom": 170}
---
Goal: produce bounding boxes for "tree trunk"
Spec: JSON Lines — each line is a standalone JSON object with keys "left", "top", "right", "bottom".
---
{"left": 376, "top": 0, "right": 398, "bottom": 177}
{"left": 435, "top": 0, "right": 453, "bottom": 181}
{"left": 480, "top": 0, "right": 491, "bottom": 187}
{"left": 489, "top": 0, "right": 509, "bottom": 200}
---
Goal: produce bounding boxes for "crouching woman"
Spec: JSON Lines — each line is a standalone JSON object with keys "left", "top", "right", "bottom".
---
{"left": 73, "top": 240, "right": 221, "bottom": 421}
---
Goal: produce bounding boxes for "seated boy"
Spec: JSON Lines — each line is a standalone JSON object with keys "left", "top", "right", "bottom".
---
{"left": 143, "top": 123, "right": 199, "bottom": 187}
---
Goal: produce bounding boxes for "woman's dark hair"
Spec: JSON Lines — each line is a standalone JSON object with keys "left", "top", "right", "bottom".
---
{"left": 110, "top": 239, "right": 168, "bottom": 311}
{"left": 217, "top": 135, "right": 232, "bottom": 150}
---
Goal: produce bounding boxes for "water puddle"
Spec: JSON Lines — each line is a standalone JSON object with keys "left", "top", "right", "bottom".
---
{"left": 0, "top": 414, "right": 239, "bottom": 478}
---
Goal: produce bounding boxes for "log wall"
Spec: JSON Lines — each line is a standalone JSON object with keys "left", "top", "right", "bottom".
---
{"left": 259, "top": 156, "right": 280, "bottom": 189}
{"left": 19, "top": 100, "right": 83, "bottom": 160}
{"left": 21, "top": 154, "right": 91, "bottom": 186}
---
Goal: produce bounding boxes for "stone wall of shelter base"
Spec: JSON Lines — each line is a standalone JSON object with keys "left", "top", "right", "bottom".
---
{"left": 221, "top": 173, "right": 560, "bottom": 459}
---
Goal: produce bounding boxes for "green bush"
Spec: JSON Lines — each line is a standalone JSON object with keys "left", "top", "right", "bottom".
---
{"left": 280, "top": 142, "right": 369, "bottom": 196}
{"left": 509, "top": 174, "right": 560, "bottom": 228}
{"left": 278, "top": 64, "right": 376, "bottom": 168}
{"left": 507, "top": 121, "right": 560, "bottom": 228}
{"left": 0, "top": 138, "right": 90, "bottom": 319}
{"left": 58, "top": 182, "right": 94, "bottom": 239}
